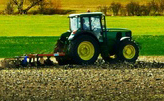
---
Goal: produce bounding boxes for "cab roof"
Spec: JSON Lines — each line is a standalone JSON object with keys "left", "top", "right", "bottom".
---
{"left": 69, "top": 12, "right": 104, "bottom": 18}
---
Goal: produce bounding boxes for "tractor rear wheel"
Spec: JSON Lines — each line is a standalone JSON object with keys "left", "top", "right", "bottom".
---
{"left": 69, "top": 35, "right": 99, "bottom": 64}
{"left": 117, "top": 41, "right": 139, "bottom": 63}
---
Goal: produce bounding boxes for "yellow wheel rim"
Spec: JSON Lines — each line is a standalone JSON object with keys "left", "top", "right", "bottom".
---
{"left": 78, "top": 41, "right": 95, "bottom": 60}
{"left": 123, "top": 45, "right": 136, "bottom": 59}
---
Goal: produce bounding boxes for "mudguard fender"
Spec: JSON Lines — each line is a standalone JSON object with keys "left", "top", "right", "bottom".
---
{"left": 120, "top": 37, "right": 131, "bottom": 42}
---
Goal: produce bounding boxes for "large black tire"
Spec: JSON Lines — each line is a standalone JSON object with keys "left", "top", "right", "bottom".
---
{"left": 117, "top": 40, "right": 139, "bottom": 62}
{"left": 69, "top": 35, "right": 100, "bottom": 65}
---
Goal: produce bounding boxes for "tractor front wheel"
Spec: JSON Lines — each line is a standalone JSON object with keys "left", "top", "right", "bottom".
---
{"left": 117, "top": 41, "right": 139, "bottom": 63}
{"left": 69, "top": 35, "right": 99, "bottom": 65}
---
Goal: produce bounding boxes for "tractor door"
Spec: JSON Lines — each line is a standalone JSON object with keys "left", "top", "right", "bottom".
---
{"left": 91, "top": 16, "right": 103, "bottom": 42}
{"left": 81, "top": 16, "right": 103, "bottom": 42}
{"left": 82, "top": 17, "right": 90, "bottom": 30}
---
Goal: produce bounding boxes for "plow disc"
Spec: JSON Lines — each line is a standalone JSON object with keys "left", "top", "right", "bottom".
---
{"left": 0, "top": 52, "right": 65, "bottom": 68}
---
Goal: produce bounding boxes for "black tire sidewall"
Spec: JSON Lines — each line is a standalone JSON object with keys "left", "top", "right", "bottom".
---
{"left": 118, "top": 41, "right": 139, "bottom": 62}
{"left": 69, "top": 35, "right": 99, "bottom": 64}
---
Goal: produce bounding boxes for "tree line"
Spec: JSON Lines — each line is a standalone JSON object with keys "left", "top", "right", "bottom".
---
{"left": 2, "top": 0, "right": 164, "bottom": 16}
{"left": 3, "top": 0, "right": 61, "bottom": 15}
{"left": 97, "top": 0, "right": 164, "bottom": 16}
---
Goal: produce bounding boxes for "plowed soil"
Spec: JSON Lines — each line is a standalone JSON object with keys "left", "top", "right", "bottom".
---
{"left": 0, "top": 56, "right": 164, "bottom": 101}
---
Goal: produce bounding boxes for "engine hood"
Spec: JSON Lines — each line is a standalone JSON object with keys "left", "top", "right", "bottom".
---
{"left": 106, "top": 28, "right": 131, "bottom": 32}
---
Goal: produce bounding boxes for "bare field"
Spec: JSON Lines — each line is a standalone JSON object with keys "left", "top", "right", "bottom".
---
{"left": 0, "top": 56, "right": 164, "bottom": 68}
{"left": 0, "top": 56, "right": 164, "bottom": 101}
{"left": 138, "top": 56, "right": 164, "bottom": 63}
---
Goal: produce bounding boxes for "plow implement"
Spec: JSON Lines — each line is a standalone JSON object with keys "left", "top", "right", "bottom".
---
{"left": 0, "top": 52, "right": 65, "bottom": 68}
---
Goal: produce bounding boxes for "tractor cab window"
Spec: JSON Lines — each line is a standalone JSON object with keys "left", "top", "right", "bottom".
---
{"left": 82, "top": 17, "right": 90, "bottom": 30}
{"left": 91, "top": 16, "right": 101, "bottom": 30}
{"left": 70, "top": 17, "right": 81, "bottom": 31}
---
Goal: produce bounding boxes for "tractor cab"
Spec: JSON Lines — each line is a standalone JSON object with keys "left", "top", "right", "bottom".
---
{"left": 68, "top": 12, "right": 106, "bottom": 42}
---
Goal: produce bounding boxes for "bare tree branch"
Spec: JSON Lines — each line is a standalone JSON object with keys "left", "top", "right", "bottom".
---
{"left": 13, "top": 0, "right": 18, "bottom": 5}
{"left": 10, "top": 0, "right": 43, "bottom": 14}
{"left": 23, "top": 0, "right": 43, "bottom": 14}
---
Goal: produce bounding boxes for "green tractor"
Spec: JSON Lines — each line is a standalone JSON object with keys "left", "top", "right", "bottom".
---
{"left": 54, "top": 12, "right": 139, "bottom": 65}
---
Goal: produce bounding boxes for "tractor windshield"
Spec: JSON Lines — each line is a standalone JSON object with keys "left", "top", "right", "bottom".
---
{"left": 70, "top": 17, "right": 81, "bottom": 31}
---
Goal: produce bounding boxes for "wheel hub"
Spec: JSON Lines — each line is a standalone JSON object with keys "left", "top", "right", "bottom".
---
{"left": 80, "top": 46, "right": 89, "bottom": 55}
{"left": 126, "top": 48, "right": 132, "bottom": 55}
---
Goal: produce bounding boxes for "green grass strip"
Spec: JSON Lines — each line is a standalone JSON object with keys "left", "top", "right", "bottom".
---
{"left": 0, "top": 16, "right": 164, "bottom": 36}
{"left": 0, "top": 35, "right": 164, "bottom": 58}
{"left": 0, "top": 36, "right": 59, "bottom": 58}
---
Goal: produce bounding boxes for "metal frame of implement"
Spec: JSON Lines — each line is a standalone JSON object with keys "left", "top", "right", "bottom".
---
{"left": 15, "top": 52, "right": 65, "bottom": 66}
